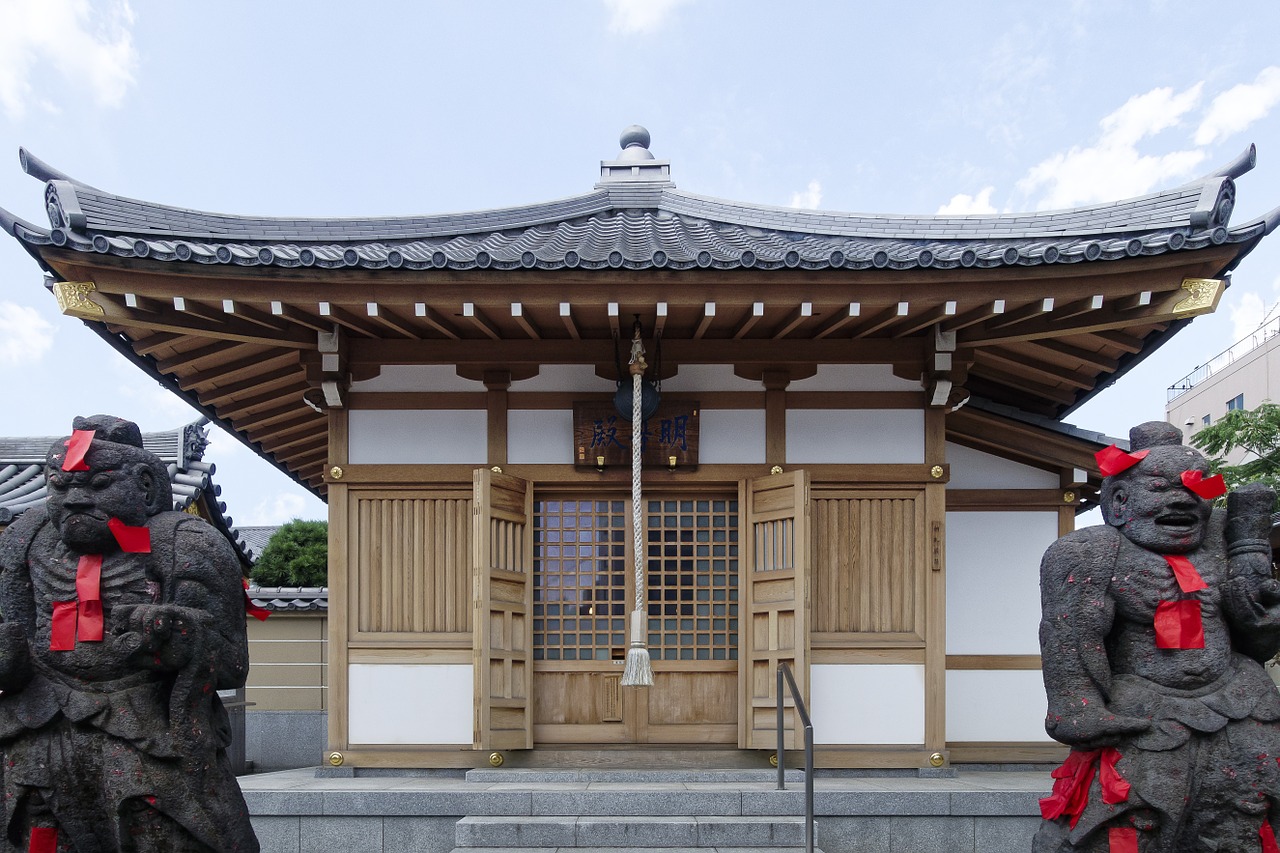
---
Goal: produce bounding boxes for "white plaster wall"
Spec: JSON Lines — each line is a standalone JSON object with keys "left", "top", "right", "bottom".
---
{"left": 699, "top": 409, "right": 766, "bottom": 464}
{"left": 348, "top": 664, "right": 473, "bottom": 744}
{"left": 512, "top": 365, "right": 616, "bottom": 392}
{"left": 788, "top": 364, "right": 919, "bottom": 391}
{"left": 508, "top": 410, "right": 574, "bottom": 464}
{"left": 349, "top": 364, "right": 485, "bottom": 392}
{"left": 945, "top": 442, "right": 1060, "bottom": 489}
{"left": 786, "top": 410, "right": 924, "bottom": 464}
{"left": 349, "top": 410, "right": 487, "bottom": 464}
{"left": 811, "top": 664, "right": 925, "bottom": 744}
{"left": 946, "top": 670, "right": 1053, "bottom": 742}
{"left": 946, "top": 511, "right": 1057, "bottom": 655}
{"left": 660, "top": 365, "right": 759, "bottom": 392}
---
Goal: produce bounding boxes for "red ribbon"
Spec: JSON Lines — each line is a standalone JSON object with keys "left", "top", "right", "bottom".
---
{"left": 1163, "top": 555, "right": 1208, "bottom": 593}
{"left": 1262, "top": 820, "right": 1280, "bottom": 853}
{"left": 62, "top": 429, "right": 94, "bottom": 472}
{"left": 1095, "top": 445, "right": 1149, "bottom": 477}
{"left": 75, "top": 554, "right": 104, "bottom": 642}
{"left": 28, "top": 827, "right": 57, "bottom": 853}
{"left": 1154, "top": 599, "right": 1204, "bottom": 649}
{"left": 1109, "top": 826, "right": 1138, "bottom": 853}
{"left": 107, "top": 518, "right": 151, "bottom": 553}
{"left": 244, "top": 580, "right": 271, "bottom": 622}
{"left": 1180, "top": 469, "right": 1226, "bottom": 500}
{"left": 49, "top": 601, "right": 77, "bottom": 651}
{"left": 1040, "top": 747, "right": 1130, "bottom": 827}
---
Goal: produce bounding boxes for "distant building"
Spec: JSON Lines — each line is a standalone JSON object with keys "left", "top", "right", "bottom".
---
{"left": 1167, "top": 314, "right": 1280, "bottom": 460}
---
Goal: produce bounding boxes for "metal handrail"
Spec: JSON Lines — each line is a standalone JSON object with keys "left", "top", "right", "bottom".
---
{"left": 776, "top": 662, "right": 815, "bottom": 853}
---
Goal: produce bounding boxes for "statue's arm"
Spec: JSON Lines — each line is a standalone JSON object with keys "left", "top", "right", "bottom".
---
{"left": 1220, "top": 484, "right": 1280, "bottom": 663}
{"left": 1039, "top": 528, "right": 1148, "bottom": 746}
{"left": 0, "top": 511, "right": 41, "bottom": 690}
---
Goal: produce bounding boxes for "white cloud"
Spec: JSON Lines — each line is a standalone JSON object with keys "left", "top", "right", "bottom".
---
{"left": 603, "top": 0, "right": 690, "bottom": 34}
{"left": 0, "top": 0, "right": 137, "bottom": 119}
{"left": 0, "top": 301, "right": 55, "bottom": 365}
{"left": 1017, "top": 84, "right": 1206, "bottom": 210}
{"left": 1229, "top": 290, "right": 1266, "bottom": 344}
{"left": 1195, "top": 66, "right": 1280, "bottom": 146}
{"left": 937, "top": 187, "right": 996, "bottom": 215}
{"left": 249, "top": 492, "right": 309, "bottom": 526}
{"left": 788, "top": 180, "right": 822, "bottom": 210}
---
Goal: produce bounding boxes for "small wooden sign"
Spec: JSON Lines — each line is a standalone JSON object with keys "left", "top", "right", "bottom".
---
{"left": 573, "top": 400, "right": 699, "bottom": 469}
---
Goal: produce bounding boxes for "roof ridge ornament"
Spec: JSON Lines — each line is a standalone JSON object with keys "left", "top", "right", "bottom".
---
{"left": 597, "top": 125, "right": 675, "bottom": 194}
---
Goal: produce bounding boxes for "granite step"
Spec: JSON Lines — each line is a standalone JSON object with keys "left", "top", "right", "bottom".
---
{"left": 455, "top": 815, "right": 813, "bottom": 848}
{"left": 466, "top": 768, "right": 805, "bottom": 784}
{"left": 449, "top": 848, "right": 824, "bottom": 853}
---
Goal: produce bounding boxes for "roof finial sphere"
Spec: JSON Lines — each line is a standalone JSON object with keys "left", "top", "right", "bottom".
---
{"left": 620, "top": 125, "right": 651, "bottom": 151}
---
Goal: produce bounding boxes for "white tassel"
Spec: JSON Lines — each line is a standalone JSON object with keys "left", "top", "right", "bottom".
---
{"left": 620, "top": 610, "right": 653, "bottom": 687}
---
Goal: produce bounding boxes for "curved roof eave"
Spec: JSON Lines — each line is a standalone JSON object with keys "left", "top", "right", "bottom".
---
{"left": 9, "top": 145, "right": 1257, "bottom": 274}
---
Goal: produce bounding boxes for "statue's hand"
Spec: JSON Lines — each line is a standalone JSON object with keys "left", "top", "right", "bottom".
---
{"left": 1226, "top": 482, "right": 1277, "bottom": 544}
{"left": 109, "top": 604, "right": 198, "bottom": 670}
{"left": 1046, "top": 707, "right": 1150, "bottom": 747}
{"left": 0, "top": 622, "right": 32, "bottom": 691}
{"left": 1223, "top": 576, "right": 1280, "bottom": 632}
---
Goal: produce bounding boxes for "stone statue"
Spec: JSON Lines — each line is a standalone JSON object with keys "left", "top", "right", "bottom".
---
{"left": 1035, "top": 421, "right": 1280, "bottom": 853}
{"left": 0, "top": 416, "right": 258, "bottom": 852}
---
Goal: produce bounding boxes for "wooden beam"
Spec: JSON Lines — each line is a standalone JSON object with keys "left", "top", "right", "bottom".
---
{"left": 223, "top": 300, "right": 291, "bottom": 332}
{"left": 1115, "top": 290, "right": 1154, "bottom": 311}
{"left": 414, "top": 303, "right": 461, "bottom": 340}
{"left": 1090, "top": 329, "right": 1145, "bottom": 354}
{"left": 1053, "top": 294, "right": 1104, "bottom": 322}
{"left": 974, "top": 349, "right": 1096, "bottom": 391}
{"left": 511, "top": 303, "right": 541, "bottom": 340}
{"left": 607, "top": 302, "right": 620, "bottom": 339}
{"left": 734, "top": 302, "right": 765, "bottom": 339}
{"left": 154, "top": 341, "right": 253, "bottom": 374}
{"left": 350, "top": 338, "right": 923, "bottom": 367}
{"left": 214, "top": 383, "right": 310, "bottom": 418}
{"left": 201, "top": 365, "right": 302, "bottom": 407}
{"left": 269, "top": 425, "right": 327, "bottom": 452}
{"left": 172, "top": 297, "right": 225, "bottom": 324}
{"left": 320, "top": 303, "right": 382, "bottom": 338}
{"left": 177, "top": 350, "right": 298, "bottom": 390}
{"left": 942, "top": 300, "right": 1004, "bottom": 333}
{"left": 969, "top": 365, "right": 1078, "bottom": 406}
{"left": 123, "top": 293, "right": 165, "bottom": 313}
{"left": 813, "top": 303, "right": 859, "bottom": 339}
{"left": 985, "top": 297, "right": 1054, "bottom": 330}
{"left": 1028, "top": 340, "right": 1120, "bottom": 373}
{"left": 463, "top": 302, "right": 501, "bottom": 340}
{"left": 848, "top": 302, "right": 908, "bottom": 338}
{"left": 772, "top": 302, "right": 812, "bottom": 340}
{"left": 693, "top": 302, "right": 716, "bottom": 340}
{"left": 90, "top": 294, "right": 314, "bottom": 347}
{"left": 247, "top": 412, "right": 321, "bottom": 443}
{"left": 271, "top": 301, "right": 332, "bottom": 333}
{"left": 133, "top": 332, "right": 185, "bottom": 357}
{"left": 366, "top": 303, "right": 419, "bottom": 339}
{"left": 559, "top": 302, "right": 580, "bottom": 340}
{"left": 654, "top": 302, "right": 668, "bottom": 338}
{"left": 892, "top": 301, "right": 957, "bottom": 338}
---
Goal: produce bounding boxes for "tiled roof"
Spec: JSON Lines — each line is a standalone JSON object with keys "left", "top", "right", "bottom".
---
{"left": 3, "top": 142, "right": 1273, "bottom": 274}
{"left": 0, "top": 420, "right": 256, "bottom": 567}
{"left": 246, "top": 585, "right": 328, "bottom": 613}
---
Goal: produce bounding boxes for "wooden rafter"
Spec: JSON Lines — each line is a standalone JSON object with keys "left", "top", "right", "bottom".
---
{"left": 942, "top": 300, "right": 1005, "bottom": 333}
{"left": 1053, "top": 294, "right": 1104, "bottom": 323}
{"left": 848, "top": 303, "right": 908, "bottom": 339}
{"left": 463, "top": 303, "right": 501, "bottom": 340}
{"left": 222, "top": 300, "right": 292, "bottom": 332}
{"left": 177, "top": 350, "right": 298, "bottom": 390}
{"left": 559, "top": 302, "right": 580, "bottom": 340}
{"left": 367, "top": 304, "right": 420, "bottom": 339}
{"left": 1028, "top": 340, "right": 1120, "bottom": 373}
{"left": 734, "top": 303, "right": 765, "bottom": 339}
{"left": 200, "top": 365, "right": 301, "bottom": 407}
{"left": 892, "top": 301, "right": 957, "bottom": 338}
{"left": 133, "top": 332, "right": 185, "bottom": 357}
{"left": 320, "top": 303, "right": 382, "bottom": 338}
{"left": 271, "top": 302, "right": 332, "bottom": 333}
{"left": 813, "top": 303, "right": 860, "bottom": 339}
{"left": 92, "top": 294, "right": 314, "bottom": 347}
{"left": 214, "top": 382, "right": 310, "bottom": 418}
{"left": 772, "top": 303, "right": 812, "bottom": 339}
{"left": 414, "top": 304, "right": 461, "bottom": 340}
{"left": 511, "top": 303, "right": 542, "bottom": 340}
{"left": 970, "top": 364, "right": 1078, "bottom": 406}
{"left": 974, "top": 349, "right": 1096, "bottom": 391}
{"left": 693, "top": 303, "right": 716, "bottom": 340}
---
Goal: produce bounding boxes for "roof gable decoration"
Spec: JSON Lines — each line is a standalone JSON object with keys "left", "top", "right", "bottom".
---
{"left": 3, "top": 131, "right": 1275, "bottom": 275}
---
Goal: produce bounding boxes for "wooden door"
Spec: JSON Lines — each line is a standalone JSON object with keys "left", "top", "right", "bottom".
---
{"left": 739, "top": 470, "right": 810, "bottom": 750}
{"left": 472, "top": 469, "right": 534, "bottom": 751}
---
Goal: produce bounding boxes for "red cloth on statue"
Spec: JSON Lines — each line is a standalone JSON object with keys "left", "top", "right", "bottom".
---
{"left": 1040, "top": 747, "right": 1130, "bottom": 827}
{"left": 1154, "top": 599, "right": 1205, "bottom": 649}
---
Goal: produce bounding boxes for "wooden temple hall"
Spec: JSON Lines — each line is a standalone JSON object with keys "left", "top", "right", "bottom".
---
{"left": 2, "top": 128, "right": 1276, "bottom": 770}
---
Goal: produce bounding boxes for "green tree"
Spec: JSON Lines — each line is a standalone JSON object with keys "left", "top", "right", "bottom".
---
{"left": 251, "top": 519, "right": 329, "bottom": 587}
{"left": 1188, "top": 402, "right": 1280, "bottom": 507}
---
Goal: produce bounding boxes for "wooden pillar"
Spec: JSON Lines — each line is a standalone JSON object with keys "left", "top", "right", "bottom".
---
{"left": 484, "top": 369, "right": 511, "bottom": 467}
{"left": 923, "top": 406, "right": 948, "bottom": 765}
{"left": 326, "top": 407, "right": 350, "bottom": 764}
{"left": 762, "top": 369, "right": 790, "bottom": 466}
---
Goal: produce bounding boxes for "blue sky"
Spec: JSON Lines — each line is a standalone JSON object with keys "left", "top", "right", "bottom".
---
{"left": 1, "top": 0, "right": 1279, "bottom": 525}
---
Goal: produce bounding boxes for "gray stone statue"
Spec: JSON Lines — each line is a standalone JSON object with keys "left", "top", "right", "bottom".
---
{"left": 0, "top": 416, "right": 258, "bottom": 852}
{"left": 1035, "top": 421, "right": 1280, "bottom": 853}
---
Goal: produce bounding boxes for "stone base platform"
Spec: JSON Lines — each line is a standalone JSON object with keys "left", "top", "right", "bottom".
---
{"left": 240, "top": 767, "right": 1052, "bottom": 853}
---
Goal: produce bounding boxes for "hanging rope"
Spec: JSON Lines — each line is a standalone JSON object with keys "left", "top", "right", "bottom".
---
{"left": 620, "top": 329, "right": 653, "bottom": 687}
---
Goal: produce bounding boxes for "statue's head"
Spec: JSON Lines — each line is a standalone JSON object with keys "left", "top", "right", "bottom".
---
{"left": 44, "top": 415, "right": 173, "bottom": 553}
{"left": 1101, "top": 421, "right": 1213, "bottom": 554}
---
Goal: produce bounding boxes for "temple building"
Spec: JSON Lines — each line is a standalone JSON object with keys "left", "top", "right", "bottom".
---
{"left": 1, "top": 128, "right": 1275, "bottom": 770}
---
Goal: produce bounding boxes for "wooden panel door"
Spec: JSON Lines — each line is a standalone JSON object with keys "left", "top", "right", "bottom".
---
{"left": 473, "top": 469, "right": 534, "bottom": 751}
{"left": 739, "top": 470, "right": 810, "bottom": 750}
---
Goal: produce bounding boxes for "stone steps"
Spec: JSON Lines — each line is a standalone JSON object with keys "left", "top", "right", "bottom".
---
{"left": 453, "top": 815, "right": 814, "bottom": 849}
{"left": 466, "top": 769, "right": 805, "bottom": 784}
{"left": 450, "top": 849, "right": 821, "bottom": 853}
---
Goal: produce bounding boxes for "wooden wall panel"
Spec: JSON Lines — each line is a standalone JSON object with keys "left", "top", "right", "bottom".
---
{"left": 352, "top": 492, "right": 472, "bottom": 635}
{"left": 812, "top": 491, "right": 923, "bottom": 636}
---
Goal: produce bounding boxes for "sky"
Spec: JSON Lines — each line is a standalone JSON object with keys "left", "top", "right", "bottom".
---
{"left": 1, "top": 0, "right": 1279, "bottom": 526}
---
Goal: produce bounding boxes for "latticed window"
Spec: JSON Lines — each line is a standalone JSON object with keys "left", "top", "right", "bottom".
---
{"left": 532, "top": 500, "right": 628, "bottom": 661}
{"left": 645, "top": 498, "right": 739, "bottom": 661}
